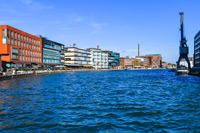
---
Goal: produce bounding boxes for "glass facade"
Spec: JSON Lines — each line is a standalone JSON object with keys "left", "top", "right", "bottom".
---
{"left": 194, "top": 31, "right": 200, "bottom": 67}
{"left": 42, "top": 39, "right": 64, "bottom": 65}
{"left": 2, "top": 29, "right": 9, "bottom": 44}
{"left": 105, "top": 51, "right": 120, "bottom": 69}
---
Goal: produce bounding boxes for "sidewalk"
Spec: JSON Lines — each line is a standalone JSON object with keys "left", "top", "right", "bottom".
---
{"left": 0, "top": 69, "right": 119, "bottom": 81}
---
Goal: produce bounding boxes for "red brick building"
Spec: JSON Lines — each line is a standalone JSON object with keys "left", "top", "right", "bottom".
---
{"left": 120, "top": 58, "right": 133, "bottom": 69}
{"left": 137, "top": 54, "right": 162, "bottom": 68}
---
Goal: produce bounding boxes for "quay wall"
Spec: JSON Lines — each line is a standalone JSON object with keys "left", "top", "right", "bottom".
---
{"left": 189, "top": 69, "right": 200, "bottom": 77}
{"left": 0, "top": 69, "right": 119, "bottom": 81}
{"left": 0, "top": 68, "right": 167, "bottom": 81}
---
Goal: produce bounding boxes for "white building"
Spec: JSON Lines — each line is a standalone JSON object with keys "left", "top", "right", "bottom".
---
{"left": 87, "top": 48, "right": 109, "bottom": 69}
{"left": 64, "top": 47, "right": 91, "bottom": 67}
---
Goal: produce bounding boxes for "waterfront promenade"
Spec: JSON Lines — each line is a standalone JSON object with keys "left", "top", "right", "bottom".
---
{"left": 0, "top": 68, "right": 166, "bottom": 81}
{"left": 0, "top": 69, "right": 117, "bottom": 81}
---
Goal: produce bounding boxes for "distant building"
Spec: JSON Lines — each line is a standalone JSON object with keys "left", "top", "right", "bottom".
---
{"left": 103, "top": 51, "right": 120, "bottom": 69}
{"left": 64, "top": 47, "right": 92, "bottom": 68}
{"left": 37, "top": 35, "right": 64, "bottom": 67}
{"left": 0, "top": 25, "right": 43, "bottom": 70}
{"left": 137, "top": 54, "right": 162, "bottom": 68}
{"left": 120, "top": 57, "right": 132, "bottom": 69}
{"left": 194, "top": 31, "right": 200, "bottom": 67}
{"left": 133, "top": 57, "right": 149, "bottom": 68}
{"left": 87, "top": 48, "right": 109, "bottom": 69}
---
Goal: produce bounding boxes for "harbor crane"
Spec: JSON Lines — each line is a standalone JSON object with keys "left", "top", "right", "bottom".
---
{"left": 176, "top": 12, "right": 191, "bottom": 70}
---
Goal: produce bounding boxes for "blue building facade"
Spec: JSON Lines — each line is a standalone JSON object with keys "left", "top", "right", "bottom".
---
{"left": 109, "top": 52, "right": 120, "bottom": 68}
{"left": 38, "top": 36, "right": 64, "bottom": 66}
{"left": 194, "top": 31, "right": 200, "bottom": 67}
{"left": 103, "top": 51, "right": 120, "bottom": 69}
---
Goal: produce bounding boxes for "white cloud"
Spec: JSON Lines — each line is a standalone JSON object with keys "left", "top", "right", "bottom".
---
{"left": 75, "top": 17, "right": 84, "bottom": 23}
{"left": 90, "top": 13, "right": 108, "bottom": 34}
{"left": 90, "top": 22, "right": 108, "bottom": 34}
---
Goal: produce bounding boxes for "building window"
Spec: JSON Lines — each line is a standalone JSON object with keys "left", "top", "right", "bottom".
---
{"left": 65, "top": 58, "right": 71, "bottom": 61}
{"left": 31, "top": 39, "right": 33, "bottom": 49}
{"left": 26, "top": 37, "right": 28, "bottom": 48}
{"left": 19, "top": 49, "right": 21, "bottom": 61}
{"left": 14, "top": 32, "right": 16, "bottom": 39}
{"left": 18, "top": 40, "right": 20, "bottom": 47}
{"left": 11, "top": 47, "right": 19, "bottom": 60}
{"left": 11, "top": 39, "right": 13, "bottom": 45}
{"left": 10, "top": 31, "right": 13, "bottom": 45}
{"left": 29, "top": 38, "right": 31, "bottom": 49}
{"left": 2, "top": 29, "right": 9, "bottom": 44}
{"left": 24, "top": 36, "right": 26, "bottom": 48}
{"left": 17, "top": 34, "right": 20, "bottom": 40}
{"left": 11, "top": 31, "right": 13, "bottom": 39}
{"left": 35, "top": 40, "right": 36, "bottom": 50}
{"left": 14, "top": 32, "right": 16, "bottom": 46}
{"left": 21, "top": 35, "right": 23, "bottom": 47}
{"left": 22, "top": 49, "right": 24, "bottom": 61}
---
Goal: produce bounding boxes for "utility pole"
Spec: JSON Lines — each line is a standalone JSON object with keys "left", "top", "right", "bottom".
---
{"left": 138, "top": 43, "right": 140, "bottom": 57}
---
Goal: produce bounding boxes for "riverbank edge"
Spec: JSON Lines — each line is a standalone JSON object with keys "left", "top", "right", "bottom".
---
{"left": 0, "top": 68, "right": 167, "bottom": 81}
{"left": 0, "top": 69, "right": 119, "bottom": 81}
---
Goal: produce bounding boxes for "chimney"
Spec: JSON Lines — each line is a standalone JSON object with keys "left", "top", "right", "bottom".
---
{"left": 97, "top": 45, "right": 99, "bottom": 49}
{"left": 138, "top": 43, "right": 140, "bottom": 57}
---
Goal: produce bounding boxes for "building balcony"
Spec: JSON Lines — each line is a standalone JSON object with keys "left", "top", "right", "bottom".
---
{"left": 43, "top": 50, "right": 61, "bottom": 55}
{"left": 44, "top": 44, "right": 62, "bottom": 51}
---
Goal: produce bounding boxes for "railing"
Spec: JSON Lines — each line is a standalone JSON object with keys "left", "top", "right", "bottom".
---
{"left": 43, "top": 50, "right": 60, "bottom": 55}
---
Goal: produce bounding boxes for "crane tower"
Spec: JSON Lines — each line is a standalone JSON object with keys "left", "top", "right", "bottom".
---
{"left": 176, "top": 12, "right": 191, "bottom": 70}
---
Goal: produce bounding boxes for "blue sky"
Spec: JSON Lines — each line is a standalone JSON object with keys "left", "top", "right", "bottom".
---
{"left": 0, "top": 0, "right": 200, "bottom": 63}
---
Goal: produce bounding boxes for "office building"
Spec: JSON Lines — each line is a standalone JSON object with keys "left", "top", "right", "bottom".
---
{"left": 0, "top": 25, "right": 42, "bottom": 70}
{"left": 37, "top": 35, "right": 64, "bottom": 67}
{"left": 194, "top": 31, "right": 200, "bottom": 67}
{"left": 64, "top": 47, "right": 92, "bottom": 68}
{"left": 104, "top": 51, "right": 120, "bottom": 69}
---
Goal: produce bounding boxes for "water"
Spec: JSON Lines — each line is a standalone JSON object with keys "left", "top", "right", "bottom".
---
{"left": 0, "top": 69, "right": 200, "bottom": 132}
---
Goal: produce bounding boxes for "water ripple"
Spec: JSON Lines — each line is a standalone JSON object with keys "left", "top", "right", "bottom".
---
{"left": 0, "top": 70, "right": 200, "bottom": 132}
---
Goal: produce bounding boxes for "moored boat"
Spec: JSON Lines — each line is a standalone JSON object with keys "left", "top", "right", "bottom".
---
{"left": 176, "top": 66, "right": 189, "bottom": 76}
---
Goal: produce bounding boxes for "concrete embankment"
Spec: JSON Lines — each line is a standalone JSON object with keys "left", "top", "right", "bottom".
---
{"left": 0, "top": 69, "right": 119, "bottom": 81}
{"left": 189, "top": 67, "right": 200, "bottom": 77}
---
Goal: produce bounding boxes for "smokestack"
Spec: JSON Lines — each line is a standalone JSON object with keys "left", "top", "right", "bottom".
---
{"left": 97, "top": 45, "right": 99, "bottom": 49}
{"left": 138, "top": 43, "right": 140, "bottom": 57}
